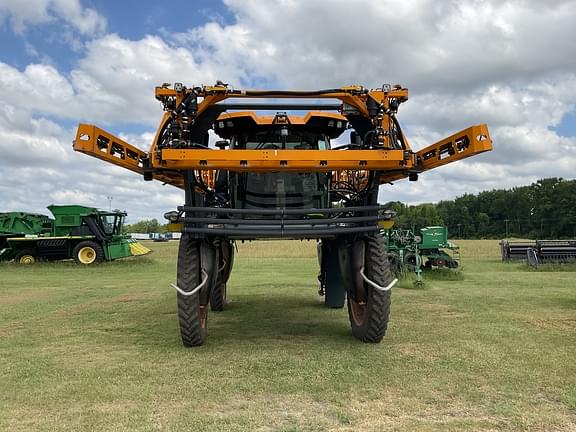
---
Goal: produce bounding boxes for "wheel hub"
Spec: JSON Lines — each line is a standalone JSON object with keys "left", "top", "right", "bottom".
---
{"left": 78, "top": 247, "right": 96, "bottom": 264}
{"left": 19, "top": 255, "right": 35, "bottom": 264}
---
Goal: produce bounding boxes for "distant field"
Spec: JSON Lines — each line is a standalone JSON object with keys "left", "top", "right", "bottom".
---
{"left": 0, "top": 239, "right": 575, "bottom": 431}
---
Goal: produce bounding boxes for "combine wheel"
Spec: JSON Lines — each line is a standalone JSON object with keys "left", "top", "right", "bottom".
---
{"left": 15, "top": 249, "right": 37, "bottom": 265}
{"left": 73, "top": 241, "right": 104, "bottom": 265}
{"left": 347, "top": 235, "right": 393, "bottom": 343}
{"left": 177, "top": 234, "right": 207, "bottom": 346}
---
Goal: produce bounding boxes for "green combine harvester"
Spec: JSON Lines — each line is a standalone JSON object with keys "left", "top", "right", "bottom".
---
{"left": 0, "top": 205, "right": 150, "bottom": 264}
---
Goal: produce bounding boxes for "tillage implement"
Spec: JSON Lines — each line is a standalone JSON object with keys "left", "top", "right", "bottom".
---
{"left": 73, "top": 82, "right": 492, "bottom": 346}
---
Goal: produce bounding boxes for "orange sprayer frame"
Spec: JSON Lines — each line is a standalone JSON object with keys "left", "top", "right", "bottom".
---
{"left": 73, "top": 83, "right": 492, "bottom": 189}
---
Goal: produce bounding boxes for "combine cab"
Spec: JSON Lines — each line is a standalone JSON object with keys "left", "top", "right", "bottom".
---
{"left": 73, "top": 82, "right": 492, "bottom": 346}
{"left": 0, "top": 205, "right": 150, "bottom": 264}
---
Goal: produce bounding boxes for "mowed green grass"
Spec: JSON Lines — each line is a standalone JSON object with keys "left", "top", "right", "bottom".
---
{"left": 0, "top": 240, "right": 575, "bottom": 431}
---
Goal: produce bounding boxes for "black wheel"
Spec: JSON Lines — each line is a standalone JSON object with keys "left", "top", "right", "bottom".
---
{"left": 73, "top": 241, "right": 104, "bottom": 265}
{"left": 14, "top": 249, "right": 37, "bottom": 265}
{"left": 403, "top": 252, "right": 419, "bottom": 272}
{"left": 210, "top": 279, "right": 227, "bottom": 312}
{"left": 177, "top": 234, "right": 207, "bottom": 346}
{"left": 435, "top": 257, "right": 446, "bottom": 267}
{"left": 447, "top": 259, "right": 459, "bottom": 269}
{"left": 347, "top": 235, "right": 393, "bottom": 343}
{"left": 210, "top": 241, "right": 234, "bottom": 311}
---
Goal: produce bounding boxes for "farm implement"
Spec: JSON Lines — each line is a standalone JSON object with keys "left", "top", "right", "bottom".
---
{"left": 383, "top": 225, "right": 461, "bottom": 275}
{"left": 500, "top": 239, "right": 576, "bottom": 265}
{"left": 73, "top": 82, "right": 492, "bottom": 346}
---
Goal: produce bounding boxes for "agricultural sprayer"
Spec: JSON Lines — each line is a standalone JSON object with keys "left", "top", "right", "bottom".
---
{"left": 73, "top": 82, "right": 492, "bottom": 346}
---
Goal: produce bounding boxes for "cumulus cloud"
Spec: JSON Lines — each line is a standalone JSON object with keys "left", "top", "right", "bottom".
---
{"left": 0, "top": 0, "right": 106, "bottom": 35}
{"left": 1, "top": 0, "right": 576, "bottom": 220}
{"left": 185, "top": 0, "right": 576, "bottom": 91}
{"left": 0, "top": 103, "right": 181, "bottom": 221}
{"left": 0, "top": 33, "right": 252, "bottom": 126}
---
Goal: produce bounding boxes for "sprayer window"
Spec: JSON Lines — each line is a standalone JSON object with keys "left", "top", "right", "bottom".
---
{"left": 235, "top": 131, "right": 329, "bottom": 150}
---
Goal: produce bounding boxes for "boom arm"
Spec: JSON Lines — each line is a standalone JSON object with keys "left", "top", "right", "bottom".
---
{"left": 73, "top": 83, "right": 492, "bottom": 187}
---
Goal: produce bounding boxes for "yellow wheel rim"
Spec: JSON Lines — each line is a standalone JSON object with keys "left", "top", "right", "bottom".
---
{"left": 19, "top": 255, "right": 35, "bottom": 265}
{"left": 78, "top": 247, "right": 97, "bottom": 264}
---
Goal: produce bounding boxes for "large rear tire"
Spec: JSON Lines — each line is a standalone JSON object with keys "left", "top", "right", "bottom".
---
{"left": 347, "top": 235, "right": 393, "bottom": 343}
{"left": 177, "top": 234, "right": 207, "bottom": 347}
{"left": 73, "top": 241, "right": 104, "bottom": 265}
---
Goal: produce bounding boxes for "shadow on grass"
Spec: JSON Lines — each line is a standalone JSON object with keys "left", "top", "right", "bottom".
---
{"left": 120, "top": 291, "right": 359, "bottom": 350}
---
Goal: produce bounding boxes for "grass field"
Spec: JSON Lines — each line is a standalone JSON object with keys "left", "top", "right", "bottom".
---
{"left": 1, "top": 239, "right": 575, "bottom": 431}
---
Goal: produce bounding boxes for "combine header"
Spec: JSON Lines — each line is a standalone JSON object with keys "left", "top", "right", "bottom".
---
{"left": 73, "top": 82, "right": 492, "bottom": 346}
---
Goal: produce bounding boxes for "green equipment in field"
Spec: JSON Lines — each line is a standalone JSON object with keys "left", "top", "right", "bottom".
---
{"left": 382, "top": 225, "right": 460, "bottom": 274}
{"left": 418, "top": 226, "right": 460, "bottom": 269}
{"left": 0, "top": 205, "right": 150, "bottom": 265}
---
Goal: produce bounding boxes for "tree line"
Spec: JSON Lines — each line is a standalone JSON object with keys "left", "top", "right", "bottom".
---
{"left": 125, "top": 177, "right": 576, "bottom": 239}
{"left": 124, "top": 218, "right": 168, "bottom": 234}
{"left": 388, "top": 177, "right": 576, "bottom": 239}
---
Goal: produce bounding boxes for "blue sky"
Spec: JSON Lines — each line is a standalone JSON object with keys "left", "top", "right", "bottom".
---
{"left": 1, "top": 1, "right": 233, "bottom": 67}
{"left": 0, "top": 0, "right": 575, "bottom": 222}
{"left": 554, "top": 110, "right": 576, "bottom": 137}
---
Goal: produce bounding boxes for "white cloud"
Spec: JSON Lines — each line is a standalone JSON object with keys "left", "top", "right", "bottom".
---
{"left": 195, "top": 0, "right": 576, "bottom": 91}
{"left": 1, "top": 0, "right": 576, "bottom": 222}
{"left": 0, "top": 105, "right": 181, "bottom": 222}
{"left": 0, "top": 0, "right": 106, "bottom": 35}
{"left": 0, "top": 33, "right": 252, "bottom": 126}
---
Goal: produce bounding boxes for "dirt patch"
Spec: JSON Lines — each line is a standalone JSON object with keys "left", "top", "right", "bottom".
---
{"left": 528, "top": 318, "right": 576, "bottom": 331}
{"left": 419, "top": 303, "right": 467, "bottom": 319}
{"left": 395, "top": 342, "right": 441, "bottom": 360}
{"left": 53, "top": 292, "right": 151, "bottom": 317}
{"left": 0, "top": 290, "right": 51, "bottom": 306}
{"left": 0, "top": 292, "right": 150, "bottom": 337}
{"left": 0, "top": 321, "right": 26, "bottom": 337}
{"left": 344, "top": 395, "right": 513, "bottom": 431}
{"left": 194, "top": 395, "right": 339, "bottom": 431}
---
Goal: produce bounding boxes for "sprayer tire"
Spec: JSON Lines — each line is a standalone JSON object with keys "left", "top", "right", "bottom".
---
{"left": 210, "top": 241, "right": 233, "bottom": 311}
{"left": 347, "top": 235, "right": 393, "bottom": 343}
{"left": 210, "top": 280, "right": 227, "bottom": 312}
{"left": 177, "top": 234, "right": 207, "bottom": 347}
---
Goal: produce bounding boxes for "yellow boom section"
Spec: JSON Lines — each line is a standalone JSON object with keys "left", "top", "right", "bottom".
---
{"left": 74, "top": 124, "right": 184, "bottom": 188}
{"left": 74, "top": 123, "right": 491, "bottom": 184}
{"left": 380, "top": 124, "right": 492, "bottom": 183}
